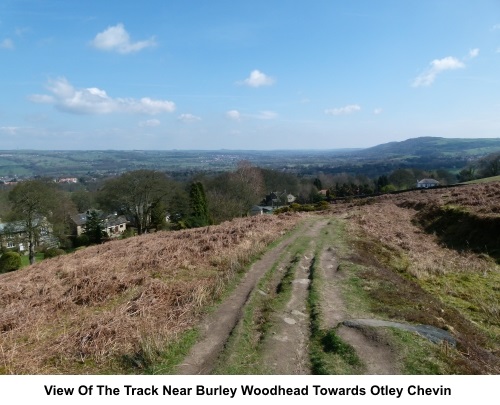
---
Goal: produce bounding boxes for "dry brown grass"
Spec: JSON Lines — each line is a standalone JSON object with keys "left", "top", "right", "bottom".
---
{"left": 385, "top": 181, "right": 500, "bottom": 216}
{"left": 347, "top": 203, "right": 494, "bottom": 278}
{"left": 330, "top": 183, "right": 500, "bottom": 372}
{"left": 0, "top": 213, "right": 300, "bottom": 374}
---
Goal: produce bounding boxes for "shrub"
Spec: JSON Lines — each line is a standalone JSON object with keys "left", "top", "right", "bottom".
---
{"left": 44, "top": 248, "right": 66, "bottom": 258}
{"left": 315, "top": 200, "right": 329, "bottom": 208}
{"left": 74, "top": 234, "right": 90, "bottom": 247}
{"left": 0, "top": 251, "right": 22, "bottom": 273}
{"left": 120, "top": 228, "right": 136, "bottom": 239}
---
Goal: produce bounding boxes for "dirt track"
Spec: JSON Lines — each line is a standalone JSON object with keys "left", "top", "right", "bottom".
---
{"left": 176, "top": 221, "right": 305, "bottom": 374}
{"left": 176, "top": 217, "right": 406, "bottom": 374}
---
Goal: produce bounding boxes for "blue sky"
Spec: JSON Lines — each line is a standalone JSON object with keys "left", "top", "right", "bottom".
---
{"left": 0, "top": 0, "right": 499, "bottom": 150}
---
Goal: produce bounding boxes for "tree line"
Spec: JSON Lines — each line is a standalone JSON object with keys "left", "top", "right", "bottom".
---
{"left": 0, "top": 162, "right": 302, "bottom": 267}
{"left": 0, "top": 160, "right": 468, "bottom": 270}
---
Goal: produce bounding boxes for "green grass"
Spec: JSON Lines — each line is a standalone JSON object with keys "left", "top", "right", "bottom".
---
{"left": 308, "top": 259, "right": 354, "bottom": 375}
{"left": 461, "top": 175, "right": 500, "bottom": 184}
{"left": 419, "top": 271, "right": 500, "bottom": 347}
{"left": 143, "top": 329, "right": 200, "bottom": 374}
{"left": 20, "top": 252, "right": 44, "bottom": 267}
{"left": 389, "top": 328, "right": 454, "bottom": 375}
{"left": 307, "top": 220, "right": 363, "bottom": 374}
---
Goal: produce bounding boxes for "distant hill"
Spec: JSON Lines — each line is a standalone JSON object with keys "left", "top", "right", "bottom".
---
{"left": 1, "top": 137, "right": 499, "bottom": 179}
{"left": 356, "top": 137, "right": 500, "bottom": 158}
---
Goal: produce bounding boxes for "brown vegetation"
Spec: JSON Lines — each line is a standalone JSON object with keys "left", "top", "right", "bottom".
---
{"left": 0, "top": 214, "right": 300, "bottom": 374}
{"left": 2, "top": 181, "right": 499, "bottom": 375}
{"left": 335, "top": 183, "right": 500, "bottom": 373}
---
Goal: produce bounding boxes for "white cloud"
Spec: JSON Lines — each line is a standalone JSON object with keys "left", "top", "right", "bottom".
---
{"left": 91, "top": 23, "right": 156, "bottom": 54}
{"left": 177, "top": 113, "right": 201, "bottom": 123}
{"left": 255, "top": 110, "right": 277, "bottom": 120}
{"left": 373, "top": 108, "right": 383, "bottom": 115}
{"left": 492, "top": 24, "right": 500, "bottom": 31}
{"left": 0, "top": 38, "right": 14, "bottom": 49}
{"left": 412, "top": 56, "right": 465, "bottom": 87}
{"left": 28, "top": 94, "right": 54, "bottom": 104}
{"left": 325, "top": 104, "right": 361, "bottom": 116}
{"left": 226, "top": 110, "right": 241, "bottom": 120}
{"left": 239, "top": 70, "right": 275, "bottom": 87}
{"left": 30, "top": 77, "right": 175, "bottom": 115}
{"left": 0, "top": 126, "right": 20, "bottom": 135}
{"left": 139, "top": 119, "right": 161, "bottom": 127}
{"left": 469, "top": 48, "right": 479, "bottom": 59}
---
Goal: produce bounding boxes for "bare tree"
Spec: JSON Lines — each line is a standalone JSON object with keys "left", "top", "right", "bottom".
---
{"left": 205, "top": 161, "right": 266, "bottom": 223}
{"left": 98, "top": 170, "right": 174, "bottom": 235}
{"left": 8, "top": 180, "right": 58, "bottom": 264}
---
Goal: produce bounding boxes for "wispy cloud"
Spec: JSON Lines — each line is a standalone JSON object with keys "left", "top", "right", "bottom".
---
{"left": 226, "top": 110, "right": 241, "bottom": 120}
{"left": 139, "top": 119, "right": 161, "bottom": 127}
{"left": 0, "top": 126, "right": 21, "bottom": 135}
{"left": 90, "top": 23, "right": 156, "bottom": 54}
{"left": 177, "top": 113, "right": 201, "bottom": 123}
{"left": 468, "top": 48, "right": 480, "bottom": 59}
{"left": 373, "top": 108, "right": 383, "bottom": 115}
{"left": 325, "top": 104, "right": 361, "bottom": 116}
{"left": 0, "top": 38, "right": 14, "bottom": 49}
{"left": 226, "top": 109, "right": 277, "bottom": 121}
{"left": 255, "top": 110, "right": 277, "bottom": 120}
{"left": 238, "top": 70, "right": 275, "bottom": 87}
{"left": 491, "top": 24, "right": 500, "bottom": 31}
{"left": 412, "top": 56, "right": 465, "bottom": 87}
{"left": 29, "top": 77, "right": 175, "bottom": 115}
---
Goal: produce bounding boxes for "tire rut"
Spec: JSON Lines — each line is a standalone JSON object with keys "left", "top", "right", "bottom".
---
{"left": 318, "top": 247, "right": 399, "bottom": 375}
{"left": 259, "top": 218, "right": 328, "bottom": 374}
{"left": 175, "top": 220, "right": 316, "bottom": 375}
{"left": 260, "top": 246, "right": 313, "bottom": 374}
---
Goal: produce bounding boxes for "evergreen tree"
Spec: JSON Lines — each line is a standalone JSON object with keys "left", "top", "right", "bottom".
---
{"left": 313, "top": 178, "right": 323, "bottom": 190}
{"left": 376, "top": 175, "right": 389, "bottom": 191}
{"left": 84, "top": 211, "right": 106, "bottom": 245}
{"left": 188, "top": 182, "right": 210, "bottom": 227}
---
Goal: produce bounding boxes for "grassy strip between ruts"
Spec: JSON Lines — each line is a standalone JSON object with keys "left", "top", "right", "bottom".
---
{"left": 211, "top": 222, "right": 313, "bottom": 374}
{"left": 307, "top": 219, "right": 363, "bottom": 374}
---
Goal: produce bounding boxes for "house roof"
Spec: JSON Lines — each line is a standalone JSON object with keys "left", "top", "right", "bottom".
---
{"left": 0, "top": 218, "right": 48, "bottom": 234}
{"left": 71, "top": 213, "right": 88, "bottom": 226}
{"left": 250, "top": 205, "right": 274, "bottom": 212}
{"left": 417, "top": 179, "right": 439, "bottom": 184}
{"left": 71, "top": 211, "right": 128, "bottom": 227}
{"left": 103, "top": 215, "right": 128, "bottom": 227}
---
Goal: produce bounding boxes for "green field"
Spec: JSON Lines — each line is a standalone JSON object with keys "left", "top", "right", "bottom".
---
{"left": 462, "top": 175, "right": 500, "bottom": 184}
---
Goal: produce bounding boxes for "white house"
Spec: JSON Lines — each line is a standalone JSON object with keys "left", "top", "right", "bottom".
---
{"left": 416, "top": 179, "right": 440, "bottom": 188}
{"left": 70, "top": 210, "right": 128, "bottom": 238}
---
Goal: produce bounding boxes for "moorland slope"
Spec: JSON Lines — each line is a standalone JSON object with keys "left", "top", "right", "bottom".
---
{"left": 1, "top": 182, "right": 499, "bottom": 374}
